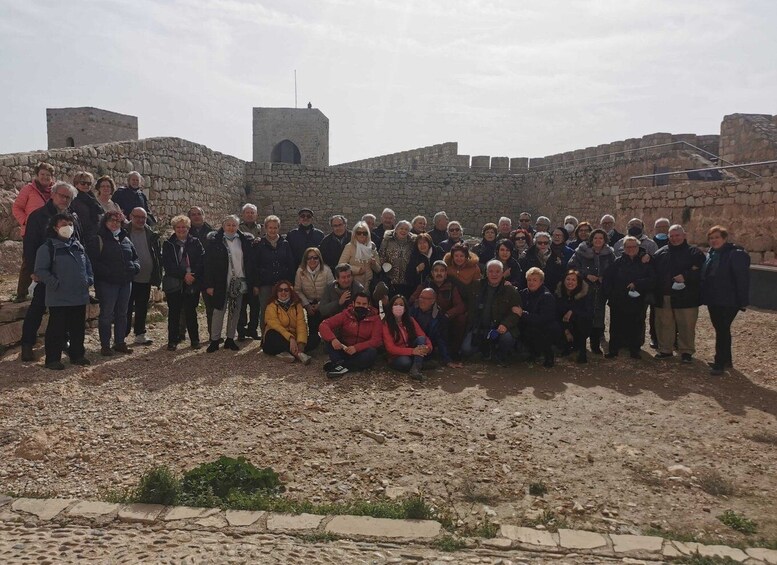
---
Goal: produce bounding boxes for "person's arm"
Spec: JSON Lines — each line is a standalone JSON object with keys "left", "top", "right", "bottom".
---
{"left": 339, "top": 245, "right": 360, "bottom": 274}
{"left": 264, "top": 304, "right": 291, "bottom": 340}
{"left": 411, "top": 318, "right": 432, "bottom": 354}
{"left": 162, "top": 241, "right": 186, "bottom": 279}
{"left": 295, "top": 304, "right": 308, "bottom": 346}
{"left": 12, "top": 185, "right": 31, "bottom": 227}
{"left": 318, "top": 285, "right": 340, "bottom": 318}
{"left": 84, "top": 249, "right": 94, "bottom": 287}
{"left": 447, "top": 286, "right": 468, "bottom": 318}
{"left": 23, "top": 214, "right": 44, "bottom": 268}
{"left": 318, "top": 310, "right": 345, "bottom": 342}
{"left": 382, "top": 322, "right": 414, "bottom": 357}
{"left": 33, "top": 242, "right": 56, "bottom": 288}
{"left": 731, "top": 250, "right": 751, "bottom": 308}
{"left": 294, "top": 269, "right": 310, "bottom": 306}
{"left": 129, "top": 240, "right": 140, "bottom": 275}
{"left": 500, "top": 288, "right": 521, "bottom": 329}
{"left": 356, "top": 316, "right": 384, "bottom": 352}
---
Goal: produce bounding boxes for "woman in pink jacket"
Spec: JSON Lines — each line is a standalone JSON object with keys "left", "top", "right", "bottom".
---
{"left": 12, "top": 162, "right": 55, "bottom": 301}
{"left": 382, "top": 295, "right": 433, "bottom": 381}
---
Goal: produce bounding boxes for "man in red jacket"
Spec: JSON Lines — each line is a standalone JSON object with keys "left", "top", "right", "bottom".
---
{"left": 318, "top": 291, "right": 382, "bottom": 378}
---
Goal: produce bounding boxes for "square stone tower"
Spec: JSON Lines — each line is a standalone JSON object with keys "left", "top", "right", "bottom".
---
{"left": 47, "top": 107, "right": 138, "bottom": 149}
{"left": 252, "top": 107, "right": 329, "bottom": 166}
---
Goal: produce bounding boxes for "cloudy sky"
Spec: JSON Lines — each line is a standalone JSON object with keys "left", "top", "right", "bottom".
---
{"left": 1, "top": 0, "right": 775, "bottom": 164}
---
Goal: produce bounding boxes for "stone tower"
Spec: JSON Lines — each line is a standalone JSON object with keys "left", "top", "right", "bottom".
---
{"left": 252, "top": 107, "right": 329, "bottom": 166}
{"left": 47, "top": 107, "right": 138, "bottom": 149}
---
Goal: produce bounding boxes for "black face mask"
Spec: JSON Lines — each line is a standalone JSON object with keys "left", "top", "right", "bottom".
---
{"left": 628, "top": 226, "right": 643, "bottom": 237}
{"left": 353, "top": 307, "right": 369, "bottom": 320}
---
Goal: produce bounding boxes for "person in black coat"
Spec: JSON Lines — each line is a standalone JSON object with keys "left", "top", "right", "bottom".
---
{"left": 701, "top": 226, "right": 751, "bottom": 375}
{"left": 603, "top": 238, "right": 655, "bottom": 359}
{"left": 555, "top": 270, "right": 594, "bottom": 363}
{"left": 162, "top": 215, "right": 205, "bottom": 350}
{"left": 20, "top": 182, "right": 83, "bottom": 361}
{"left": 651, "top": 225, "right": 706, "bottom": 362}
{"left": 87, "top": 211, "right": 140, "bottom": 356}
{"left": 112, "top": 171, "right": 155, "bottom": 224}
{"left": 496, "top": 240, "right": 524, "bottom": 289}
{"left": 70, "top": 172, "right": 103, "bottom": 242}
{"left": 254, "top": 215, "right": 296, "bottom": 332}
{"left": 204, "top": 216, "right": 255, "bottom": 352}
{"left": 514, "top": 267, "right": 559, "bottom": 368}
{"left": 600, "top": 214, "right": 624, "bottom": 247}
{"left": 473, "top": 223, "right": 498, "bottom": 266}
{"left": 319, "top": 215, "right": 351, "bottom": 273}
{"left": 405, "top": 233, "right": 443, "bottom": 291}
{"left": 286, "top": 208, "right": 325, "bottom": 265}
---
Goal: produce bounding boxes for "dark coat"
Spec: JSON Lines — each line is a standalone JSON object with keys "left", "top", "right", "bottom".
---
{"left": 410, "top": 275, "right": 468, "bottom": 320}
{"left": 429, "top": 227, "right": 448, "bottom": 246}
{"left": 568, "top": 242, "right": 616, "bottom": 328}
{"left": 162, "top": 234, "right": 205, "bottom": 292}
{"left": 439, "top": 238, "right": 463, "bottom": 253}
{"left": 519, "top": 285, "right": 558, "bottom": 334}
{"left": 286, "top": 224, "right": 325, "bottom": 265}
{"left": 519, "top": 245, "right": 571, "bottom": 293}
{"left": 112, "top": 187, "right": 152, "bottom": 220}
{"left": 88, "top": 225, "right": 140, "bottom": 285}
{"left": 652, "top": 241, "right": 705, "bottom": 308}
{"left": 604, "top": 251, "right": 656, "bottom": 311}
{"left": 255, "top": 236, "right": 295, "bottom": 287}
{"left": 189, "top": 222, "right": 214, "bottom": 248}
{"left": 203, "top": 229, "right": 256, "bottom": 306}
{"left": 319, "top": 231, "right": 351, "bottom": 273}
{"left": 405, "top": 245, "right": 443, "bottom": 289}
{"left": 701, "top": 242, "right": 750, "bottom": 308}
{"left": 473, "top": 239, "right": 497, "bottom": 264}
{"left": 23, "top": 200, "right": 83, "bottom": 267}
{"left": 130, "top": 225, "right": 163, "bottom": 287}
{"left": 468, "top": 280, "right": 522, "bottom": 338}
{"left": 609, "top": 229, "right": 625, "bottom": 247}
{"left": 70, "top": 191, "right": 103, "bottom": 241}
{"left": 501, "top": 256, "right": 524, "bottom": 289}
{"left": 410, "top": 303, "right": 452, "bottom": 363}
{"left": 34, "top": 237, "right": 93, "bottom": 307}
{"left": 555, "top": 279, "right": 594, "bottom": 322}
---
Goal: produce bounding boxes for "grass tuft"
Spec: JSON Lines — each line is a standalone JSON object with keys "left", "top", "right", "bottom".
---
{"left": 432, "top": 535, "right": 466, "bottom": 552}
{"left": 717, "top": 510, "right": 757, "bottom": 535}
{"left": 528, "top": 481, "right": 547, "bottom": 496}
{"left": 697, "top": 470, "right": 735, "bottom": 497}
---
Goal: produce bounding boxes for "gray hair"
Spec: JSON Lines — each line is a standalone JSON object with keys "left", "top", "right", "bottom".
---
{"left": 222, "top": 214, "right": 240, "bottom": 226}
{"left": 395, "top": 220, "right": 412, "bottom": 231}
{"left": 433, "top": 211, "right": 449, "bottom": 223}
{"left": 536, "top": 216, "right": 550, "bottom": 226}
{"left": 654, "top": 217, "right": 670, "bottom": 227}
{"left": 669, "top": 224, "right": 685, "bottom": 234}
{"left": 563, "top": 215, "right": 578, "bottom": 225}
{"left": 330, "top": 214, "right": 347, "bottom": 226}
{"left": 485, "top": 259, "right": 504, "bottom": 272}
{"left": 52, "top": 181, "right": 77, "bottom": 199}
{"left": 447, "top": 220, "right": 462, "bottom": 234}
{"left": 498, "top": 216, "right": 512, "bottom": 225}
{"left": 601, "top": 214, "right": 615, "bottom": 224}
{"left": 622, "top": 235, "right": 640, "bottom": 248}
{"left": 628, "top": 217, "right": 644, "bottom": 228}
{"left": 361, "top": 213, "right": 376, "bottom": 222}
{"left": 127, "top": 171, "right": 143, "bottom": 182}
{"left": 241, "top": 203, "right": 257, "bottom": 213}
{"left": 381, "top": 208, "right": 396, "bottom": 218}
{"left": 533, "top": 231, "right": 551, "bottom": 242}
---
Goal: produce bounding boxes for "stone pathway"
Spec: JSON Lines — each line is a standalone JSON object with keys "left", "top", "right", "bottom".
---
{"left": 2, "top": 496, "right": 776, "bottom": 564}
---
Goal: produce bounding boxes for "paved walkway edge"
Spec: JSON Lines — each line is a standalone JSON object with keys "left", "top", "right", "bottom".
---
{"left": 1, "top": 496, "right": 775, "bottom": 563}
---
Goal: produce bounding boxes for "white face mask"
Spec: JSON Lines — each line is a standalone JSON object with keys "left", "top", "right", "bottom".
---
{"left": 564, "top": 223, "right": 575, "bottom": 234}
{"left": 57, "top": 225, "right": 74, "bottom": 239}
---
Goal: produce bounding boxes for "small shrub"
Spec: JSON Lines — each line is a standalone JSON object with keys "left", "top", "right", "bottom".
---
{"left": 403, "top": 495, "right": 433, "bottom": 520}
{"left": 528, "top": 481, "right": 547, "bottom": 496}
{"left": 432, "top": 535, "right": 466, "bottom": 552}
{"left": 698, "top": 470, "right": 735, "bottom": 497}
{"left": 134, "top": 466, "right": 180, "bottom": 505}
{"left": 180, "top": 456, "right": 283, "bottom": 502}
{"left": 471, "top": 518, "right": 499, "bottom": 539}
{"left": 718, "top": 510, "right": 757, "bottom": 534}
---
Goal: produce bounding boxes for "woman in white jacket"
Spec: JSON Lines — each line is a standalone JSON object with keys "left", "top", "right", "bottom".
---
{"left": 339, "top": 221, "right": 380, "bottom": 288}
{"left": 294, "top": 246, "right": 333, "bottom": 350}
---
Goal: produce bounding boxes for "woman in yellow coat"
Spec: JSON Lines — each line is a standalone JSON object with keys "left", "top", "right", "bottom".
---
{"left": 262, "top": 280, "right": 310, "bottom": 364}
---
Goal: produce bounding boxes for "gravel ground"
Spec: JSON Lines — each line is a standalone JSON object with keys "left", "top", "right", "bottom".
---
{"left": 1, "top": 261, "right": 776, "bottom": 547}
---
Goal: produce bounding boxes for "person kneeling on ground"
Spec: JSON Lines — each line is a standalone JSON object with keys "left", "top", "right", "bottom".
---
{"left": 382, "top": 295, "right": 432, "bottom": 381}
{"left": 461, "top": 260, "right": 521, "bottom": 365}
{"left": 514, "top": 267, "right": 558, "bottom": 368}
{"left": 262, "top": 281, "right": 311, "bottom": 364}
{"left": 555, "top": 269, "right": 593, "bottom": 363}
{"left": 318, "top": 291, "right": 382, "bottom": 378}
{"left": 410, "top": 287, "right": 463, "bottom": 368}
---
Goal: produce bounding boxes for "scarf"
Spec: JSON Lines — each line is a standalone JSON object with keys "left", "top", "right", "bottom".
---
{"left": 354, "top": 241, "right": 373, "bottom": 261}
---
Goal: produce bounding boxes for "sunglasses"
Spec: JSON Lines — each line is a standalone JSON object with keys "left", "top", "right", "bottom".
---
{"left": 514, "top": 237, "right": 526, "bottom": 241}
{"left": 278, "top": 287, "right": 291, "bottom": 293}
{"left": 449, "top": 228, "right": 461, "bottom": 232}
{"left": 76, "top": 180, "right": 92, "bottom": 186}
{"left": 306, "top": 256, "right": 320, "bottom": 261}
{"left": 355, "top": 231, "right": 368, "bottom": 235}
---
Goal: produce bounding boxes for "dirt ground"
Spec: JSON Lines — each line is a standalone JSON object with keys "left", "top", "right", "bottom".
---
{"left": 0, "top": 257, "right": 775, "bottom": 548}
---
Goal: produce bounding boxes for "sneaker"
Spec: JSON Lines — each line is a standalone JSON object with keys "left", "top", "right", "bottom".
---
{"left": 654, "top": 352, "right": 673, "bottom": 359}
{"left": 113, "top": 343, "right": 133, "bottom": 354}
{"left": 297, "top": 352, "right": 312, "bottom": 365}
{"left": 649, "top": 339, "right": 658, "bottom": 350}
{"left": 134, "top": 334, "right": 153, "bottom": 346}
{"left": 409, "top": 366, "right": 426, "bottom": 381}
{"left": 191, "top": 342, "right": 202, "bottom": 350}
{"left": 166, "top": 343, "right": 177, "bottom": 351}
{"left": 681, "top": 353, "right": 693, "bottom": 364}
{"left": 224, "top": 339, "right": 240, "bottom": 351}
{"left": 206, "top": 341, "right": 220, "bottom": 353}
{"left": 276, "top": 352, "right": 295, "bottom": 363}
{"left": 709, "top": 364, "right": 725, "bottom": 376}
{"left": 45, "top": 361, "right": 65, "bottom": 370}
{"left": 323, "top": 360, "right": 336, "bottom": 372}
{"left": 101, "top": 346, "right": 114, "bottom": 357}
{"left": 326, "top": 364, "right": 349, "bottom": 378}
{"left": 71, "top": 357, "right": 91, "bottom": 366}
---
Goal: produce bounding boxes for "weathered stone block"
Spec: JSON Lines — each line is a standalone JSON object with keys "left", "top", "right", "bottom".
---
{"left": 500, "top": 525, "right": 557, "bottom": 547}
{"left": 266, "top": 512, "right": 323, "bottom": 531}
{"left": 325, "top": 515, "right": 441, "bottom": 539}
{"left": 163, "top": 506, "right": 220, "bottom": 521}
{"left": 610, "top": 534, "right": 663, "bottom": 553}
{"left": 12, "top": 498, "right": 74, "bottom": 520}
{"left": 118, "top": 503, "right": 165, "bottom": 524}
{"left": 558, "top": 528, "right": 608, "bottom": 549}
{"left": 68, "top": 501, "right": 120, "bottom": 518}
{"left": 225, "top": 510, "right": 265, "bottom": 527}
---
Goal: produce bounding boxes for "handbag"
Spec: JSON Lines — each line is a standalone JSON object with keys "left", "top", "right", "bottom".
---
{"left": 162, "top": 274, "right": 183, "bottom": 294}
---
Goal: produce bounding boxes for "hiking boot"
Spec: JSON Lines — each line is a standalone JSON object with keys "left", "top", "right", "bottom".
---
{"left": 681, "top": 353, "right": 693, "bottom": 364}
{"left": 224, "top": 338, "right": 239, "bottom": 351}
{"left": 654, "top": 352, "right": 672, "bottom": 359}
{"left": 191, "top": 342, "right": 202, "bottom": 350}
{"left": 101, "top": 346, "right": 114, "bottom": 357}
{"left": 21, "top": 344, "right": 35, "bottom": 362}
{"left": 113, "top": 343, "right": 133, "bottom": 354}
{"left": 297, "top": 352, "right": 312, "bottom": 365}
{"left": 206, "top": 340, "right": 220, "bottom": 353}
{"left": 71, "top": 357, "right": 91, "bottom": 366}
{"left": 326, "top": 364, "right": 349, "bottom": 378}
{"left": 604, "top": 351, "right": 618, "bottom": 359}
{"left": 45, "top": 361, "right": 65, "bottom": 370}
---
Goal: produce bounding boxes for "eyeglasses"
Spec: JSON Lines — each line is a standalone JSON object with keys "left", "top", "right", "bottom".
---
{"left": 76, "top": 181, "right": 92, "bottom": 186}
{"left": 278, "top": 288, "right": 291, "bottom": 293}
{"left": 306, "top": 256, "right": 320, "bottom": 261}
{"left": 449, "top": 228, "right": 461, "bottom": 232}
{"left": 514, "top": 237, "right": 526, "bottom": 241}
{"left": 519, "top": 218, "right": 531, "bottom": 223}
{"left": 355, "top": 231, "right": 368, "bottom": 236}
{"left": 55, "top": 194, "right": 73, "bottom": 200}
{"left": 106, "top": 218, "right": 122, "bottom": 224}
{"left": 299, "top": 214, "right": 312, "bottom": 219}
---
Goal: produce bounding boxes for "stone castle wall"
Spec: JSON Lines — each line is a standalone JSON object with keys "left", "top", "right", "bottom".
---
{"left": 47, "top": 107, "right": 138, "bottom": 150}
{"left": 0, "top": 138, "right": 245, "bottom": 238}
{"left": 252, "top": 108, "right": 329, "bottom": 166}
{"left": 720, "top": 113, "right": 777, "bottom": 169}
{"left": 335, "top": 142, "right": 460, "bottom": 170}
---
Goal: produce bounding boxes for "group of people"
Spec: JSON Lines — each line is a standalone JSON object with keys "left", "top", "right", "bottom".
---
{"left": 12, "top": 162, "right": 751, "bottom": 379}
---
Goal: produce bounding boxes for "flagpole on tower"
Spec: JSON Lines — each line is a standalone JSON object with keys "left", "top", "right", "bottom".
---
{"left": 294, "top": 70, "right": 297, "bottom": 108}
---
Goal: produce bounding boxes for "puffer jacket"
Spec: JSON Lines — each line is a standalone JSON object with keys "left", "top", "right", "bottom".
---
{"left": 255, "top": 236, "right": 295, "bottom": 286}
{"left": 519, "top": 285, "right": 558, "bottom": 334}
{"left": 318, "top": 305, "right": 383, "bottom": 351}
{"left": 568, "top": 241, "right": 616, "bottom": 328}
{"left": 13, "top": 181, "right": 51, "bottom": 236}
{"left": 701, "top": 242, "right": 750, "bottom": 308}
{"left": 379, "top": 229, "right": 417, "bottom": 285}
{"left": 87, "top": 225, "right": 140, "bottom": 285}
{"left": 294, "top": 265, "right": 335, "bottom": 306}
{"left": 339, "top": 240, "right": 381, "bottom": 288}
{"left": 34, "top": 236, "right": 93, "bottom": 307}
{"left": 444, "top": 251, "right": 481, "bottom": 287}
{"left": 555, "top": 279, "right": 594, "bottom": 322}
{"left": 264, "top": 300, "right": 308, "bottom": 345}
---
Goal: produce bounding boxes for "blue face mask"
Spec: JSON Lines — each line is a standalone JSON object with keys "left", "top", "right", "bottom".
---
{"left": 224, "top": 232, "right": 238, "bottom": 240}
{"left": 655, "top": 233, "right": 668, "bottom": 241}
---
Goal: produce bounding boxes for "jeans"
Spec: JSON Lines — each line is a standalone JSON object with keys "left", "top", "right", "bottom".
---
{"left": 21, "top": 281, "right": 47, "bottom": 346}
{"left": 461, "top": 330, "right": 516, "bottom": 362}
{"left": 324, "top": 341, "right": 378, "bottom": 371}
{"left": 167, "top": 290, "right": 200, "bottom": 345}
{"left": 45, "top": 305, "right": 86, "bottom": 364}
{"left": 708, "top": 305, "right": 739, "bottom": 367}
{"left": 127, "top": 281, "right": 152, "bottom": 337}
{"left": 389, "top": 336, "right": 427, "bottom": 372}
{"left": 96, "top": 281, "right": 132, "bottom": 347}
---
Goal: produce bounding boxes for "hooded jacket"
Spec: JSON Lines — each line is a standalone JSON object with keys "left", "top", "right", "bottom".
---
{"left": 444, "top": 250, "right": 481, "bottom": 287}
{"left": 88, "top": 225, "right": 140, "bottom": 285}
{"left": 319, "top": 304, "right": 383, "bottom": 351}
{"left": 34, "top": 236, "right": 93, "bottom": 307}
{"left": 555, "top": 279, "right": 594, "bottom": 322}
